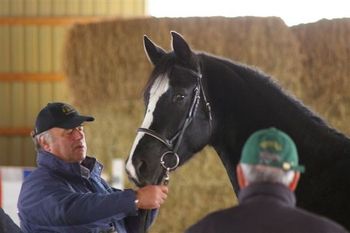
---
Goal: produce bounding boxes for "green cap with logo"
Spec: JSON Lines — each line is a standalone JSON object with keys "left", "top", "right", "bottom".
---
{"left": 240, "top": 127, "right": 305, "bottom": 173}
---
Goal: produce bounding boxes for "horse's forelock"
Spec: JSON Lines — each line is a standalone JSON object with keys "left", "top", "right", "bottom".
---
{"left": 143, "top": 55, "right": 174, "bottom": 101}
{"left": 143, "top": 52, "right": 200, "bottom": 101}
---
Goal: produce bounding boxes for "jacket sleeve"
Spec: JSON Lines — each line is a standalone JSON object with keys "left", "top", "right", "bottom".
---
{"left": 18, "top": 173, "right": 138, "bottom": 226}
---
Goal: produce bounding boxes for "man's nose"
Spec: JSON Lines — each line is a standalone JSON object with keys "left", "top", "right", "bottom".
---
{"left": 72, "top": 128, "right": 84, "bottom": 139}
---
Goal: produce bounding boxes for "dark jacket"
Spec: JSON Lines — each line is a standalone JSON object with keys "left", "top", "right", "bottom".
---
{"left": 0, "top": 208, "right": 22, "bottom": 233}
{"left": 18, "top": 150, "right": 156, "bottom": 233}
{"left": 186, "top": 182, "right": 348, "bottom": 233}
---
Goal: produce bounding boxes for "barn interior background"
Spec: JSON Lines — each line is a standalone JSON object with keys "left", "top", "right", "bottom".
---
{"left": 0, "top": 1, "right": 349, "bottom": 233}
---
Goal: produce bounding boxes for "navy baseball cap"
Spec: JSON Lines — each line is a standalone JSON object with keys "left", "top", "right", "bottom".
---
{"left": 32, "top": 102, "right": 94, "bottom": 137}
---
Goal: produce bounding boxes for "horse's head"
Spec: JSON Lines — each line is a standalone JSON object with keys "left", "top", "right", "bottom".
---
{"left": 126, "top": 32, "right": 213, "bottom": 187}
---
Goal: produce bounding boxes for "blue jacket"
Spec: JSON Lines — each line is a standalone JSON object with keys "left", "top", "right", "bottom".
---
{"left": 18, "top": 150, "right": 156, "bottom": 233}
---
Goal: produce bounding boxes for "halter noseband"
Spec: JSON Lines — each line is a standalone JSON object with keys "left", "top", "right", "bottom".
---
{"left": 137, "top": 65, "right": 212, "bottom": 185}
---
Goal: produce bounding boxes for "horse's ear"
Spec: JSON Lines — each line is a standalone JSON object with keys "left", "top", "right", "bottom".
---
{"left": 144, "top": 35, "right": 166, "bottom": 66}
{"left": 171, "top": 31, "right": 192, "bottom": 62}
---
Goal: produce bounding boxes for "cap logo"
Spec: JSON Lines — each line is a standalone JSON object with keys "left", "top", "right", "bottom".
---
{"left": 259, "top": 140, "right": 282, "bottom": 152}
{"left": 61, "top": 104, "right": 76, "bottom": 115}
{"left": 259, "top": 151, "right": 281, "bottom": 164}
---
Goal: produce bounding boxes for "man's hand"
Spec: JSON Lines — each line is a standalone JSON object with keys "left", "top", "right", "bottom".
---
{"left": 136, "top": 185, "right": 168, "bottom": 209}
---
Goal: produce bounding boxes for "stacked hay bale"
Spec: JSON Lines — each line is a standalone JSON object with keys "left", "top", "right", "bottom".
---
{"left": 291, "top": 19, "right": 350, "bottom": 134}
{"left": 63, "top": 17, "right": 306, "bottom": 233}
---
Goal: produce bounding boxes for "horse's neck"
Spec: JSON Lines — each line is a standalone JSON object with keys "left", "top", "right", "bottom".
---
{"left": 204, "top": 55, "right": 350, "bottom": 189}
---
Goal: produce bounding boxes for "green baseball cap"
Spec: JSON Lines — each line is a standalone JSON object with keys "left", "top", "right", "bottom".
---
{"left": 240, "top": 127, "right": 305, "bottom": 173}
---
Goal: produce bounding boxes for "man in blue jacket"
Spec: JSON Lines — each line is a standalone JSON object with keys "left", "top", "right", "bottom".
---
{"left": 18, "top": 102, "right": 168, "bottom": 233}
{"left": 186, "top": 127, "right": 348, "bottom": 233}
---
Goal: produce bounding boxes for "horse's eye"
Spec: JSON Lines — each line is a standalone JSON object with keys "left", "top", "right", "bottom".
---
{"left": 173, "top": 94, "right": 185, "bottom": 103}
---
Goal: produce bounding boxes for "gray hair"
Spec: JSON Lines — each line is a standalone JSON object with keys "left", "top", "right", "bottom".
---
{"left": 31, "top": 130, "right": 53, "bottom": 152}
{"left": 240, "top": 163, "right": 295, "bottom": 186}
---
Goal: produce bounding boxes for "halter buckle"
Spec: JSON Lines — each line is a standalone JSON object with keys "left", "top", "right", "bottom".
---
{"left": 163, "top": 168, "right": 170, "bottom": 185}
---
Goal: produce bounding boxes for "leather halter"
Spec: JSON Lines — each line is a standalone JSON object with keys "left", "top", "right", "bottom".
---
{"left": 137, "top": 65, "right": 212, "bottom": 185}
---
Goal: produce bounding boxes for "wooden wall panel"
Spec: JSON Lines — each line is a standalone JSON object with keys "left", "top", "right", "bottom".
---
{"left": 11, "top": 82, "right": 25, "bottom": 126}
{"left": 10, "top": 138, "right": 22, "bottom": 165}
{"left": 23, "top": 137, "right": 36, "bottom": 165}
{"left": 95, "top": 0, "right": 108, "bottom": 16}
{"left": 53, "top": 27, "right": 65, "bottom": 72}
{"left": 65, "top": 0, "right": 80, "bottom": 15}
{"left": 109, "top": 0, "right": 123, "bottom": 15}
{"left": 53, "top": 82, "right": 70, "bottom": 102}
{"left": 25, "top": 0, "right": 39, "bottom": 16}
{"left": 39, "top": 26, "right": 53, "bottom": 72}
{"left": 0, "top": 26, "right": 10, "bottom": 71}
{"left": 25, "top": 26, "right": 39, "bottom": 72}
{"left": 39, "top": 83, "right": 54, "bottom": 106}
{"left": 81, "top": 0, "right": 94, "bottom": 15}
{"left": 123, "top": 0, "right": 136, "bottom": 16}
{"left": 25, "top": 83, "right": 40, "bottom": 126}
{"left": 38, "top": 0, "right": 52, "bottom": 15}
{"left": 0, "top": 84, "right": 11, "bottom": 126}
{"left": 0, "top": 0, "right": 9, "bottom": 16}
{"left": 0, "top": 0, "right": 146, "bottom": 17}
{"left": 11, "top": 26, "right": 25, "bottom": 71}
{"left": 0, "top": 138, "right": 10, "bottom": 164}
{"left": 10, "top": 0, "right": 24, "bottom": 16}
{"left": 52, "top": 0, "right": 66, "bottom": 16}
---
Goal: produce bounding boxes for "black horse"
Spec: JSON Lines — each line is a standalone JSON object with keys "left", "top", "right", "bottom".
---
{"left": 126, "top": 31, "right": 350, "bottom": 229}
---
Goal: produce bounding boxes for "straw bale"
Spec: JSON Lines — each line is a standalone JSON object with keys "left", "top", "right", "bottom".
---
{"left": 63, "top": 17, "right": 304, "bottom": 104}
{"left": 63, "top": 17, "right": 306, "bottom": 233}
{"left": 291, "top": 18, "right": 350, "bottom": 134}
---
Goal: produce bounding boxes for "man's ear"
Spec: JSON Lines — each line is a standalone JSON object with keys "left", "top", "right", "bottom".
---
{"left": 236, "top": 164, "right": 248, "bottom": 188}
{"left": 39, "top": 135, "right": 51, "bottom": 152}
{"left": 289, "top": 172, "right": 300, "bottom": 191}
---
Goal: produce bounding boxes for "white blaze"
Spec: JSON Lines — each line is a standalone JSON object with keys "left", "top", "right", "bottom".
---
{"left": 126, "top": 75, "right": 170, "bottom": 182}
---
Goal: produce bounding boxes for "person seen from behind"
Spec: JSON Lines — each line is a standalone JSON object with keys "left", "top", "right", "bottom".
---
{"left": 186, "top": 127, "right": 348, "bottom": 233}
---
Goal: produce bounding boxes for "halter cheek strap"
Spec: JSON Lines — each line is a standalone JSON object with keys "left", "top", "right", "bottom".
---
{"left": 137, "top": 65, "right": 212, "bottom": 185}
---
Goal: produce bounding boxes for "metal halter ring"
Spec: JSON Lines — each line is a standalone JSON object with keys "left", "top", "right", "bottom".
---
{"left": 160, "top": 151, "right": 180, "bottom": 171}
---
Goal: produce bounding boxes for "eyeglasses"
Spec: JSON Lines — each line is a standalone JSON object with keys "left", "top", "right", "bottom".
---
{"left": 64, "top": 125, "right": 84, "bottom": 135}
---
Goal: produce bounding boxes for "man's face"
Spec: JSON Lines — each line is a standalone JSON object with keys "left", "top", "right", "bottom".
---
{"left": 44, "top": 126, "right": 87, "bottom": 163}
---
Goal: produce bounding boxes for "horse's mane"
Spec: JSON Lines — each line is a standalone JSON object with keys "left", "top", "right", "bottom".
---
{"left": 199, "top": 52, "right": 350, "bottom": 146}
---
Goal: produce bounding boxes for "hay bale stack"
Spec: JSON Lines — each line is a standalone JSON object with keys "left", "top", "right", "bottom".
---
{"left": 63, "top": 17, "right": 305, "bottom": 233}
{"left": 64, "top": 17, "right": 304, "bottom": 104}
{"left": 291, "top": 19, "right": 350, "bottom": 134}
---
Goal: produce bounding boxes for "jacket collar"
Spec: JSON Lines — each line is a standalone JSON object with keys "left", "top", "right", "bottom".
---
{"left": 238, "top": 182, "right": 296, "bottom": 207}
{"left": 37, "top": 150, "right": 103, "bottom": 179}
